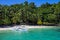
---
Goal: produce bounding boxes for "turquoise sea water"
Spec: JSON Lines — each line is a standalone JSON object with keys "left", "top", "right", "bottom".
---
{"left": 0, "top": 28, "right": 60, "bottom": 40}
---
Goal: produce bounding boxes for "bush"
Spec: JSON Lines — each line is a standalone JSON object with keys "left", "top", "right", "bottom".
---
{"left": 37, "top": 19, "right": 42, "bottom": 25}
{"left": 43, "top": 22, "right": 49, "bottom": 24}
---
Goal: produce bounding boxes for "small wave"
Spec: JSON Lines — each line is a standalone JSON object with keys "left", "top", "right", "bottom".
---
{"left": 12, "top": 25, "right": 28, "bottom": 32}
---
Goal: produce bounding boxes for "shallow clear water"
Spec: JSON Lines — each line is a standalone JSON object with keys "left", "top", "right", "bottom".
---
{"left": 0, "top": 28, "right": 60, "bottom": 40}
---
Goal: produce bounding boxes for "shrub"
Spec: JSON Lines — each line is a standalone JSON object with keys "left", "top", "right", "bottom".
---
{"left": 37, "top": 19, "right": 42, "bottom": 25}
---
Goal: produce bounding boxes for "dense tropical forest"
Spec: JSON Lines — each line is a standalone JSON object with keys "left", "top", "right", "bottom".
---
{"left": 0, "top": 1, "right": 60, "bottom": 26}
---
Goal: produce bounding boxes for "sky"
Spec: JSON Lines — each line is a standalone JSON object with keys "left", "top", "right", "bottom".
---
{"left": 0, "top": 0, "right": 60, "bottom": 6}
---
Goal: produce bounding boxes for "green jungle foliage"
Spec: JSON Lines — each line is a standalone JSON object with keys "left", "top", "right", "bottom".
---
{"left": 0, "top": 1, "right": 60, "bottom": 25}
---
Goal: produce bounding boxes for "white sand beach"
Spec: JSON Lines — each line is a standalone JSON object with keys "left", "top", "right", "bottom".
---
{"left": 0, "top": 25, "right": 56, "bottom": 30}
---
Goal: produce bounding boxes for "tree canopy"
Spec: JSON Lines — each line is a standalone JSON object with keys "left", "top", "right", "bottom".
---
{"left": 0, "top": 1, "right": 60, "bottom": 26}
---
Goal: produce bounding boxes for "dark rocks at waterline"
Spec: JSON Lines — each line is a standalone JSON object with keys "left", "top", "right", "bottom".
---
{"left": 42, "top": 24, "right": 58, "bottom": 26}
{"left": 57, "top": 24, "right": 60, "bottom": 26}
{"left": 0, "top": 23, "right": 60, "bottom": 28}
{"left": 0, "top": 23, "right": 15, "bottom": 27}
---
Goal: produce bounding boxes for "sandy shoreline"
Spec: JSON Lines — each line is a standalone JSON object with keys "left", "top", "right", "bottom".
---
{"left": 0, "top": 25, "right": 56, "bottom": 30}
